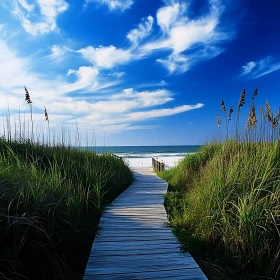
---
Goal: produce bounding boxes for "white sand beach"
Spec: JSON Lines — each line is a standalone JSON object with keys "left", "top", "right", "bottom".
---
{"left": 124, "top": 156, "right": 184, "bottom": 169}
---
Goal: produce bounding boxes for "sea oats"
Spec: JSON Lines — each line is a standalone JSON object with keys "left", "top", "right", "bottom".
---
{"left": 221, "top": 99, "right": 226, "bottom": 113}
{"left": 238, "top": 88, "right": 246, "bottom": 112}
{"left": 260, "top": 106, "right": 265, "bottom": 120}
{"left": 252, "top": 87, "right": 258, "bottom": 100}
{"left": 24, "top": 86, "right": 32, "bottom": 104}
{"left": 247, "top": 103, "right": 257, "bottom": 128}
{"left": 44, "top": 106, "right": 49, "bottom": 122}
{"left": 215, "top": 115, "right": 222, "bottom": 128}
{"left": 228, "top": 105, "right": 234, "bottom": 122}
{"left": 264, "top": 100, "right": 273, "bottom": 123}
{"left": 24, "top": 86, "right": 34, "bottom": 140}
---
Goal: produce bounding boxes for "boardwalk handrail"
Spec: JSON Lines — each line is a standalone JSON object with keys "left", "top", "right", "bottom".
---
{"left": 112, "top": 153, "right": 122, "bottom": 159}
{"left": 152, "top": 157, "right": 165, "bottom": 172}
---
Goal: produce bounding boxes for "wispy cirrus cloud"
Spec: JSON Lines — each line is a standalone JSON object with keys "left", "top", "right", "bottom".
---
{"left": 78, "top": 45, "right": 132, "bottom": 69}
{"left": 0, "top": 33, "right": 203, "bottom": 136}
{"left": 241, "top": 56, "right": 280, "bottom": 79}
{"left": 144, "top": 0, "right": 230, "bottom": 73}
{"left": 48, "top": 45, "right": 72, "bottom": 62}
{"left": 156, "top": 2, "right": 187, "bottom": 33}
{"left": 0, "top": 1, "right": 207, "bottom": 139}
{"left": 77, "top": 15, "right": 154, "bottom": 69}
{"left": 127, "top": 16, "right": 154, "bottom": 46}
{"left": 85, "top": 0, "right": 133, "bottom": 11}
{"left": 1, "top": 0, "right": 68, "bottom": 35}
{"left": 79, "top": 0, "right": 233, "bottom": 74}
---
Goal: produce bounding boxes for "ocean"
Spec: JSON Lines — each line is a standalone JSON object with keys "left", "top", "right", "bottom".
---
{"left": 84, "top": 145, "right": 202, "bottom": 169}
{"left": 85, "top": 145, "right": 201, "bottom": 158}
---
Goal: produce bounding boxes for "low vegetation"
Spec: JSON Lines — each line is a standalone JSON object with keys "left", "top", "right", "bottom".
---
{"left": 158, "top": 88, "right": 280, "bottom": 279}
{"left": 0, "top": 87, "right": 133, "bottom": 279}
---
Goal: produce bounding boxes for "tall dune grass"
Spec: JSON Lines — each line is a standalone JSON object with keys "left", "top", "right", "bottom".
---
{"left": 0, "top": 87, "right": 133, "bottom": 279}
{"left": 0, "top": 138, "right": 133, "bottom": 279}
{"left": 158, "top": 88, "right": 280, "bottom": 279}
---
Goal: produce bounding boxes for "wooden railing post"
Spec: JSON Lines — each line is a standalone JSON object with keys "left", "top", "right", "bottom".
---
{"left": 152, "top": 157, "right": 165, "bottom": 172}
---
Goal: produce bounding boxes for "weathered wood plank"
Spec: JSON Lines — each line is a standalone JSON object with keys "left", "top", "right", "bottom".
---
{"left": 84, "top": 268, "right": 205, "bottom": 280}
{"left": 89, "top": 252, "right": 194, "bottom": 262}
{"left": 89, "top": 247, "right": 187, "bottom": 257}
{"left": 84, "top": 167, "right": 207, "bottom": 279}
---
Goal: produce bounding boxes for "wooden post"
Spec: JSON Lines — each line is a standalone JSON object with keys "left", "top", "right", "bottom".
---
{"left": 152, "top": 157, "right": 165, "bottom": 172}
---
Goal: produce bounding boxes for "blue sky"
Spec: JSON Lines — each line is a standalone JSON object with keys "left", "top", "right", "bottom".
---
{"left": 0, "top": 0, "right": 280, "bottom": 145}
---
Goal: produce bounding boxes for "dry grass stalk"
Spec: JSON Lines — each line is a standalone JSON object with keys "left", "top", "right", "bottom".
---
{"left": 272, "top": 118, "right": 279, "bottom": 128}
{"left": 24, "top": 86, "right": 32, "bottom": 104}
{"left": 44, "top": 106, "right": 50, "bottom": 145}
{"left": 236, "top": 88, "right": 246, "bottom": 139}
{"left": 276, "top": 107, "right": 280, "bottom": 119}
{"left": 247, "top": 103, "right": 257, "bottom": 128}
{"left": 24, "top": 86, "right": 33, "bottom": 140}
{"left": 228, "top": 105, "right": 234, "bottom": 122}
{"left": 221, "top": 99, "right": 226, "bottom": 113}
{"left": 215, "top": 115, "right": 222, "bottom": 128}
{"left": 238, "top": 88, "right": 246, "bottom": 111}
{"left": 252, "top": 87, "right": 258, "bottom": 100}
{"left": 44, "top": 106, "right": 49, "bottom": 122}
{"left": 260, "top": 106, "right": 265, "bottom": 121}
{"left": 272, "top": 107, "right": 280, "bottom": 128}
{"left": 265, "top": 100, "right": 273, "bottom": 123}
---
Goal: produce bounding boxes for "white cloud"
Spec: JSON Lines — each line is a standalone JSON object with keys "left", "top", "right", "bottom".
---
{"left": 108, "top": 71, "right": 125, "bottom": 78}
{"left": 0, "top": 40, "right": 37, "bottom": 93}
{"left": 156, "top": 2, "right": 186, "bottom": 32}
{"left": 48, "top": 45, "right": 70, "bottom": 61}
{"left": 242, "top": 61, "right": 256, "bottom": 75}
{"left": 135, "top": 80, "right": 168, "bottom": 89}
{"left": 0, "top": 37, "right": 204, "bottom": 138}
{"left": 140, "top": 1, "right": 229, "bottom": 73}
{"left": 79, "top": 0, "right": 231, "bottom": 74}
{"left": 157, "top": 53, "right": 189, "bottom": 74}
{"left": 127, "top": 16, "right": 154, "bottom": 46}
{"left": 64, "top": 66, "right": 99, "bottom": 92}
{"left": 72, "top": 102, "right": 204, "bottom": 131}
{"left": 241, "top": 56, "right": 280, "bottom": 79}
{"left": 18, "top": 0, "right": 34, "bottom": 12}
{"left": 0, "top": 38, "right": 100, "bottom": 110}
{"left": 85, "top": 0, "right": 133, "bottom": 11}
{"left": 2, "top": 0, "right": 69, "bottom": 35}
{"left": 127, "top": 103, "right": 204, "bottom": 122}
{"left": 78, "top": 45, "right": 132, "bottom": 69}
{"left": 110, "top": 88, "right": 174, "bottom": 108}
{"left": 146, "top": 3, "right": 219, "bottom": 53}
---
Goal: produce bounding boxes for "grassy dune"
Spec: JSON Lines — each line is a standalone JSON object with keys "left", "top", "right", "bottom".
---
{"left": 0, "top": 87, "right": 133, "bottom": 279}
{"left": 0, "top": 138, "right": 133, "bottom": 279}
{"left": 158, "top": 89, "right": 280, "bottom": 279}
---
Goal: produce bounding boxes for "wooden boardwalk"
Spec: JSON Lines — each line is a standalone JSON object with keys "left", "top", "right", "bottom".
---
{"left": 84, "top": 167, "right": 207, "bottom": 279}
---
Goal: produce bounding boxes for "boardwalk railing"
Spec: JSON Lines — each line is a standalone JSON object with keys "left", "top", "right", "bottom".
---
{"left": 112, "top": 153, "right": 122, "bottom": 159}
{"left": 152, "top": 157, "right": 165, "bottom": 172}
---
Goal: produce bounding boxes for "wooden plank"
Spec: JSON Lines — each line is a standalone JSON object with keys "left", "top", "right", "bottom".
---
{"left": 85, "top": 268, "right": 204, "bottom": 278}
{"left": 84, "top": 268, "right": 206, "bottom": 280}
{"left": 89, "top": 248, "right": 186, "bottom": 257}
{"left": 100, "top": 216, "right": 168, "bottom": 220}
{"left": 89, "top": 252, "right": 194, "bottom": 262}
{"left": 86, "top": 263, "right": 200, "bottom": 274}
{"left": 84, "top": 167, "right": 207, "bottom": 279}
{"left": 92, "top": 242, "right": 180, "bottom": 251}
{"left": 96, "top": 232, "right": 174, "bottom": 238}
